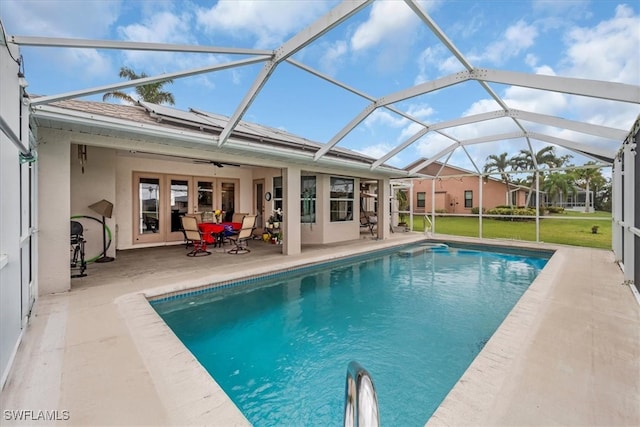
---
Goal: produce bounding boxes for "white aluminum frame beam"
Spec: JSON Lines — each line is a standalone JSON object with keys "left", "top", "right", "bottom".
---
{"left": 371, "top": 110, "right": 509, "bottom": 168}
{"left": 508, "top": 109, "right": 628, "bottom": 140}
{"left": 372, "top": 108, "right": 624, "bottom": 170}
{"left": 0, "top": 114, "right": 30, "bottom": 155}
{"left": 289, "top": 58, "right": 436, "bottom": 130}
{"left": 10, "top": 36, "right": 271, "bottom": 56}
{"left": 30, "top": 56, "right": 270, "bottom": 106}
{"left": 218, "top": 0, "right": 372, "bottom": 147}
{"left": 314, "top": 71, "right": 466, "bottom": 161}
{"left": 527, "top": 132, "right": 616, "bottom": 161}
{"left": 404, "top": 0, "right": 530, "bottom": 135}
{"left": 475, "top": 68, "right": 640, "bottom": 104}
{"left": 407, "top": 130, "right": 615, "bottom": 175}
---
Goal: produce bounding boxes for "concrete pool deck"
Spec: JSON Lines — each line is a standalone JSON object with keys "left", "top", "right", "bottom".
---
{"left": 1, "top": 234, "right": 638, "bottom": 426}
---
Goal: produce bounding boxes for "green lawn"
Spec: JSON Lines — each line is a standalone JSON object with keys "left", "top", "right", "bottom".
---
{"left": 411, "top": 211, "right": 612, "bottom": 249}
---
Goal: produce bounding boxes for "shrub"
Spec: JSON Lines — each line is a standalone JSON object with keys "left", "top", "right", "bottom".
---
{"left": 486, "top": 206, "right": 537, "bottom": 221}
{"left": 591, "top": 225, "right": 599, "bottom": 234}
{"left": 547, "top": 206, "right": 565, "bottom": 214}
{"left": 470, "top": 207, "right": 486, "bottom": 214}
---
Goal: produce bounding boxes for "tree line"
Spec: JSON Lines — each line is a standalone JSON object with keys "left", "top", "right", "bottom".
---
{"left": 483, "top": 147, "right": 611, "bottom": 212}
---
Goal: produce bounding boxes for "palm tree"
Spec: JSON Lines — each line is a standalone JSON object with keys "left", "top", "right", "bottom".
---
{"left": 543, "top": 172, "right": 576, "bottom": 207}
{"left": 512, "top": 146, "right": 571, "bottom": 208}
{"left": 483, "top": 152, "right": 514, "bottom": 206}
{"left": 572, "top": 162, "right": 602, "bottom": 213}
{"left": 102, "top": 67, "right": 175, "bottom": 105}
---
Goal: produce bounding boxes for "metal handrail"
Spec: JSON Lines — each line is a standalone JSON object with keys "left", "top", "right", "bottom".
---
{"left": 343, "top": 361, "right": 380, "bottom": 427}
{"left": 424, "top": 214, "right": 433, "bottom": 234}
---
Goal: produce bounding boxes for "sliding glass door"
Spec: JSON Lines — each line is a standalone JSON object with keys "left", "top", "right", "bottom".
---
{"left": 134, "top": 173, "right": 164, "bottom": 244}
{"left": 133, "top": 174, "right": 228, "bottom": 245}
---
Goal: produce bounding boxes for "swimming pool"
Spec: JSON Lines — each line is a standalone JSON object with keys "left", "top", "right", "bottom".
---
{"left": 152, "top": 243, "right": 551, "bottom": 425}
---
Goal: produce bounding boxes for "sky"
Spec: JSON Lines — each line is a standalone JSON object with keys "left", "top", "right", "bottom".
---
{"left": 1, "top": 0, "right": 639, "bottom": 173}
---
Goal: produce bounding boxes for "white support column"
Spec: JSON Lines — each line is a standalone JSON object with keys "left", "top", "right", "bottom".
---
{"left": 283, "top": 167, "right": 301, "bottom": 256}
{"left": 622, "top": 141, "right": 635, "bottom": 282}
{"left": 535, "top": 171, "right": 540, "bottom": 243}
{"left": 38, "top": 138, "right": 71, "bottom": 294}
{"left": 377, "top": 178, "right": 390, "bottom": 240}
{"left": 478, "top": 175, "right": 483, "bottom": 239}
{"left": 612, "top": 156, "right": 623, "bottom": 261}
{"left": 431, "top": 178, "right": 436, "bottom": 234}
{"left": 409, "top": 180, "right": 414, "bottom": 231}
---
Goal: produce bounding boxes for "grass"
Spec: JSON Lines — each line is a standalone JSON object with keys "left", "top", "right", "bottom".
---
{"left": 412, "top": 211, "right": 612, "bottom": 249}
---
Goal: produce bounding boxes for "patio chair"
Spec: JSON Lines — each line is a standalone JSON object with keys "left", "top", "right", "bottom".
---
{"left": 181, "top": 216, "right": 211, "bottom": 257}
{"left": 232, "top": 212, "right": 249, "bottom": 223}
{"left": 360, "top": 211, "right": 377, "bottom": 236}
{"left": 184, "top": 213, "right": 203, "bottom": 223}
{"left": 227, "top": 214, "right": 256, "bottom": 254}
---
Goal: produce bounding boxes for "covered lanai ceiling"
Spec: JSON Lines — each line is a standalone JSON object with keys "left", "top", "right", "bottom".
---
{"left": 4, "top": 0, "right": 640, "bottom": 177}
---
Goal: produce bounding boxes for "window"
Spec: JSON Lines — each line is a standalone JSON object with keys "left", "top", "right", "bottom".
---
{"left": 464, "top": 190, "right": 473, "bottom": 208}
{"left": 221, "top": 182, "right": 235, "bottom": 221}
{"left": 301, "top": 176, "right": 316, "bottom": 223}
{"left": 273, "top": 176, "right": 283, "bottom": 213}
{"left": 417, "top": 192, "right": 426, "bottom": 208}
{"left": 330, "top": 177, "right": 354, "bottom": 221}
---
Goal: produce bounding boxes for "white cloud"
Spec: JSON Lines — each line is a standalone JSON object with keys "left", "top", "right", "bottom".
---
{"left": 354, "top": 143, "right": 397, "bottom": 162}
{"left": 364, "top": 109, "right": 408, "bottom": 129}
{"left": 561, "top": 4, "right": 640, "bottom": 84}
{"left": 1, "top": 0, "right": 120, "bottom": 80}
{"left": 472, "top": 20, "right": 538, "bottom": 65}
{"left": 196, "top": 0, "right": 330, "bottom": 49}
{"left": 414, "top": 134, "right": 457, "bottom": 160}
{"left": 319, "top": 40, "right": 348, "bottom": 75}
{"left": 414, "top": 45, "right": 465, "bottom": 84}
{"left": 1, "top": 0, "right": 121, "bottom": 38}
{"left": 118, "top": 11, "right": 193, "bottom": 44}
{"left": 350, "top": 1, "right": 418, "bottom": 51}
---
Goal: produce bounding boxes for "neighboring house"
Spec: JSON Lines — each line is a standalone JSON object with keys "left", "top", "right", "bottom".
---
{"left": 548, "top": 187, "right": 594, "bottom": 211}
{"left": 405, "top": 160, "right": 531, "bottom": 213}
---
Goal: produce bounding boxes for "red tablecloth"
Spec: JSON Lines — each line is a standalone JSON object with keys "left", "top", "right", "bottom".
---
{"left": 197, "top": 222, "right": 242, "bottom": 245}
{"left": 198, "top": 223, "right": 224, "bottom": 244}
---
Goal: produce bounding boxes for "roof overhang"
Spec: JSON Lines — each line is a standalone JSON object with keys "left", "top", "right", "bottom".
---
{"left": 30, "top": 102, "right": 410, "bottom": 179}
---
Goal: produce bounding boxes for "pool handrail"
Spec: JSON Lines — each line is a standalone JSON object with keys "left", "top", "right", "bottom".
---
{"left": 343, "top": 361, "right": 380, "bottom": 427}
{"left": 424, "top": 214, "right": 433, "bottom": 234}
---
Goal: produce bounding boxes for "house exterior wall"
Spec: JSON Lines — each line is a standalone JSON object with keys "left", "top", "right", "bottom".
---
{"left": 70, "top": 144, "right": 117, "bottom": 258}
{"left": 412, "top": 175, "right": 489, "bottom": 213}
{"left": 31, "top": 125, "right": 392, "bottom": 301}
{"left": 410, "top": 164, "right": 527, "bottom": 213}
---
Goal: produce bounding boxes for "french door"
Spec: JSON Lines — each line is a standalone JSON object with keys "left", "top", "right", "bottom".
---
{"left": 133, "top": 173, "right": 226, "bottom": 245}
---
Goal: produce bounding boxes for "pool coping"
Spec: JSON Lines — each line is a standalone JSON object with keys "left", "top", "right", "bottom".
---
{"left": 114, "top": 236, "right": 633, "bottom": 426}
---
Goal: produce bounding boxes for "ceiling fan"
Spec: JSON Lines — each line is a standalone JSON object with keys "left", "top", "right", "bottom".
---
{"left": 193, "top": 159, "right": 241, "bottom": 168}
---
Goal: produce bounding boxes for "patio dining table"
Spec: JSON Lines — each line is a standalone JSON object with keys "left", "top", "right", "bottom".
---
{"left": 198, "top": 222, "right": 242, "bottom": 247}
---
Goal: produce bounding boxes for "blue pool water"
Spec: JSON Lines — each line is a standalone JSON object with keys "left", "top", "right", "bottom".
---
{"left": 152, "top": 243, "right": 550, "bottom": 426}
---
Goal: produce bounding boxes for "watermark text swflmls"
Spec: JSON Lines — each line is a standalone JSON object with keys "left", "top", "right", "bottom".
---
{"left": 3, "top": 410, "right": 70, "bottom": 421}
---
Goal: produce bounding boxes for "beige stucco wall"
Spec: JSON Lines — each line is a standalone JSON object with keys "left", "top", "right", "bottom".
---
{"left": 37, "top": 135, "right": 71, "bottom": 294}
{"left": 70, "top": 144, "right": 117, "bottom": 259}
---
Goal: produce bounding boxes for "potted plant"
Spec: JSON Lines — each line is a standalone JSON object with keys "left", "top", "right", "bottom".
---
{"left": 268, "top": 208, "right": 283, "bottom": 229}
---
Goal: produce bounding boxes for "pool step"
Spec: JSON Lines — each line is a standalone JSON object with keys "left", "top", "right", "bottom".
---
{"left": 398, "top": 243, "right": 449, "bottom": 257}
